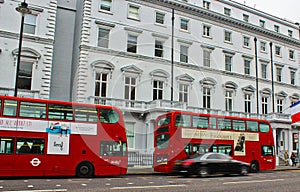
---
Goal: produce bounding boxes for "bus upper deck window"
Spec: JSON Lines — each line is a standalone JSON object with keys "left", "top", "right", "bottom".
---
{"left": 260, "top": 123, "right": 270, "bottom": 132}
{"left": 175, "top": 114, "right": 191, "bottom": 127}
{"left": 3, "top": 100, "right": 18, "bottom": 117}
{"left": 100, "top": 109, "right": 119, "bottom": 123}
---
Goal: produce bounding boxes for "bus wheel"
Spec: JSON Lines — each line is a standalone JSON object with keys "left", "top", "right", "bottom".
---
{"left": 250, "top": 161, "right": 259, "bottom": 173}
{"left": 76, "top": 161, "right": 94, "bottom": 177}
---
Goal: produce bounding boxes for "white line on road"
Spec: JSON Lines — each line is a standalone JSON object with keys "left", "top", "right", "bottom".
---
{"left": 223, "top": 179, "right": 284, "bottom": 185}
{"left": 111, "top": 184, "right": 186, "bottom": 190}
{"left": 2, "top": 189, "right": 67, "bottom": 192}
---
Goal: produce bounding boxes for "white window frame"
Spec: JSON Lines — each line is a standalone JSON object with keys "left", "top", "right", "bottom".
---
{"left": 203, "top": 25, "right": 211, "bottom": 38}
{"left": 180, "top": 18, "right": 189, "bottom": 31}
{"left": 224, "top": 30, "right": 232, "bottom": 43}
{"left": 225, "top": 90, "right": 233, "bottom": 111}
{"left": 203, "top": 0, "right": 210, "bottom": 9}
{"left": 243, "top": 36, "right": 250, "bottom": 48}
{"left": 179, "top": 83, "right": 189, "bottom": 103}
{"left": 275, "top": 46, "right": 281, "bottom": 56}
{"left": 97, "top": 27, "right": 110, "bottom": 48}
{"left": 244, "top": 94, "right": 251, "bottom": 113}
{"left": 94, "top": 72, "right": 108, "bottom": 97}
{"left": 260, "top": 41, "right": 267, "bottom": 52}
{"left": 180, "top": 45, "right": 189, "bottom": 63}
{"left": 225, "top": 55, "right": 232, "bottom": 72}
{"left": 244, "top": 59, "right": 250, "bottom": 75}
{"left": 99, "top": 0, "right": 112, "bottom": 12}
{"left": 128, "top": 4, "right": 140, "bottom": 21}
{"left": 289, "top": 50, "right": 295, "bottom": 60}
{"left": 24, "top": 14, "right": 37, "bottom": 35}
{"left": 153, "top": 80, "right": 164, "bottom": 100}
{"left": 224, "top": 7, "right": 231, "bottom": 16}
{"left": 262, "top": 97, "right": 268, "bottom": 114}
{"left": 203, "top": 87, "right": 211, "bottom": 109}
{"left": 155, "top": 11, "right": 165, "bottom": 25}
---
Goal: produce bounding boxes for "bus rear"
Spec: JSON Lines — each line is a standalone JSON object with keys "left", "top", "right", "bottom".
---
{"left": 154, "top": 111, "right": 276, "bottom": 173}
{"left": 0, "top": 96, "right": 128, "bottom": 177}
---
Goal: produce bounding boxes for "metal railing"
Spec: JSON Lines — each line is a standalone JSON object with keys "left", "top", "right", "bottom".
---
{"left": 89, "top": 96, "right": 292, "bottom": 122}
{"left": 128, "top": 153, "right": 153, "bottom": 167}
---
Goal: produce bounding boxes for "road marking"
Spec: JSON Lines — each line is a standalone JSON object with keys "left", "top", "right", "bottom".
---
{"left": 223, "top": 178, "right": 284, "bottom": 185}
{"left": 111, "top": 184, "right": 186, "bottom": 190}
{"left": 2, "top": 190, "right": 67, "bottom": 192}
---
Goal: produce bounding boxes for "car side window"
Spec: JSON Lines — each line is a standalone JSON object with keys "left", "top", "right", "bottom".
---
{"left": 207, "top": 154, "right": 218, "bottom": 159}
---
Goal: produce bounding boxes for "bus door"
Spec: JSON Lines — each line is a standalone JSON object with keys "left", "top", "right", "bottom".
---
{"left": 0, "top": 137, "right": 15, "bottom": 176}
{"left": 99, "top": 141, "right": 127, "bottom": 175}
{"left": 15, "top": 138, "right": 46, "bottom": 176}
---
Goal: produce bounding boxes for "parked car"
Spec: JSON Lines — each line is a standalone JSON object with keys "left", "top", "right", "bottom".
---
{"left": 173, "top": 152, "right": 249, "bottom": 177}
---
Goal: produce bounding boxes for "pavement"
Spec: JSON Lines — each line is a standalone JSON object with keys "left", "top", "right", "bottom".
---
{"left": 127, "top": 165, "right": 300, "bottom": 175}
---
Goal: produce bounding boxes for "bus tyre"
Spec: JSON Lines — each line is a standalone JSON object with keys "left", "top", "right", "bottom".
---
{"left": 250, "top": 161, "right": 259, "bottom": 173}
{"left": 240, "top": 166, "right": 248, "bottom": 176}
{"left": 198, "top": 167, "right": 209, "bottom": 177}
{"left": 76, "top": 162, "right": 94, "bottom": 178}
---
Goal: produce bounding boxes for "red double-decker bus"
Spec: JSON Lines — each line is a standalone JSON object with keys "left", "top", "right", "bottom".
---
{"left": 0, "top": 96, "right": 127, "bottom": 177}
{"left": 154, "top": 111, "right": 276, "bottom": 173}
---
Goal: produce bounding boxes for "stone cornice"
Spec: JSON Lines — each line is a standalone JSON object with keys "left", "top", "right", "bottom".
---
{"left": 0, "top": 30, "right": 54, "bottom": 45}
{"left": 128, "top": 0, "right": 300, "bottom": 47}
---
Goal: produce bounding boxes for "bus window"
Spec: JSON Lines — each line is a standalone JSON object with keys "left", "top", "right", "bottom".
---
{"left": 157, "top": 116, "right": 170, "bottom": 126}
{"left": 175, "top": 114, "right": 191, "bottom": 127}
{"left": 218, "top": 145, "right": 232, "bottom": 156}
{"left": 246, "top": 121, "right": 258, "bottom": 132}
{"left": 192, "top": 116, "right": 208, "bottom": 128}
{"left": 0, "top": 137, "right": 14, "bottom": 154}
{"left": 184, "top": 143, "right": 209, "bottom": 156}
{"left": 233, "top": 120, "right": 246, "bottom": 131}
{"left": 100, "top": 109, "right": 119, "bottom": 123}
{"left": 262, "top": 146, "right": 274, "bottom": 156}
{"left": 75, "top": 106, "right": 98, "bottom": 122}
{"left": 3, "top": 99, "right": 18, "bottom": 117}
{"left": 260, "top": 123, "right": 270, "bottom": 132}
{"left": 48, "top": 103, "right": 73, "bottom": 120}
{"left": 157, "top": 126, "right": 169, "bottom": 133}
{"left": 209, "top": 117, "right": 217, "bottom": 129}
{"left": 100, "top": 141, "right": 126, "bottom": 156}
{"left": 17, "top": 138, "right": 45, "bottom": 155}
{"left": 218, "top": 118, "right": 231, "bottom": 130}
{"left": 19, "top": 101, "right": 46, "bottom": 119}
{"left": 155, "top": 134, "right": 170, "bottom": 149}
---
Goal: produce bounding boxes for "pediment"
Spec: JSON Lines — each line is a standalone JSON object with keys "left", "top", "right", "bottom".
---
{"left": 176, "top": 74, "right": 194, "bottom": 82}
{"left": 91, "top": 60, "right": 115, "bottom": 70}
{"left": 121, "top": 65, "right": 143, "bottom": 74}
{"left": 150, "top": 69, "right": 169, "bottom": 78}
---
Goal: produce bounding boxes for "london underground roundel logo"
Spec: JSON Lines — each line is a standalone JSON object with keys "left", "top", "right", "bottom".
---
{"left": 30, "top": 158, "right": 41, "bottom": 167}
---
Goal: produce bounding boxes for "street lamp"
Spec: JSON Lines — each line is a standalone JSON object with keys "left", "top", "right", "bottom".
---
{"left": 14, "top": 1, "right": 31, "bottom": 97}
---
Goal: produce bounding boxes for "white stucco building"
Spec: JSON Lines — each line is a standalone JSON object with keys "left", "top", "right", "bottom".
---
{"left": 0, "top": 0, "right": 300, "bottom": 165}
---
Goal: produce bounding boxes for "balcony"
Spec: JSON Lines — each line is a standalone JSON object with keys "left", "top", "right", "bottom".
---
{"left": 89, "top": 96, "right": 292, "bottom": 123}
{"left": 0, "top": 87, "right": 40, "bottom": 98}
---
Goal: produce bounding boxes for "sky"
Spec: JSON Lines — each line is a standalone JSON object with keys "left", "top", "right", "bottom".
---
{"left": 232, "top": 0, "right": 300, "bottom": 22}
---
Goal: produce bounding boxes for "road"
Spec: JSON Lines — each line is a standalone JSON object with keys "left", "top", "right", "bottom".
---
{"left": 0, "top": 170, "right": 299, "bottom": 192}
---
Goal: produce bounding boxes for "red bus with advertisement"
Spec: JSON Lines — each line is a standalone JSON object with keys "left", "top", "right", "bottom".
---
{"left": 0, "top": 96, "right": 127, "bottom": 177}
{"left": 154, "top": 111, "right": 276, "bottom": 173}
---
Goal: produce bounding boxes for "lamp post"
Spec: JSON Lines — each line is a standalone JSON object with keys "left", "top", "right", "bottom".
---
{"left": 14, "top": 1, "right": 31, "bottom": 97}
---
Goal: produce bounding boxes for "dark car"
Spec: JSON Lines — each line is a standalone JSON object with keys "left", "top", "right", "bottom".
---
{"left": 173, "top": 152, "right": 249, "bottom": 177}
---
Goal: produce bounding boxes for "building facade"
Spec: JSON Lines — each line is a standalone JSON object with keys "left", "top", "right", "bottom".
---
{"left": 0, "top": 0, "right": 300, "bottom": 165}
